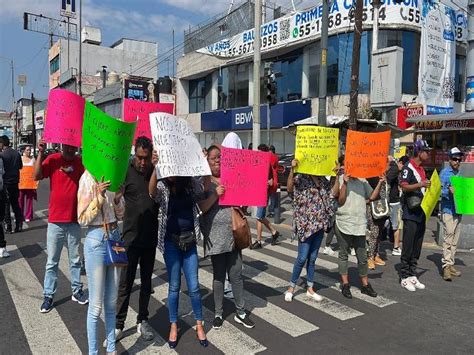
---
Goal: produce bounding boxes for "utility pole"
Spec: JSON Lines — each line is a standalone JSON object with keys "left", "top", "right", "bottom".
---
{"left": 372, "top": 0, "right": 380, "bottom": 54}
{"left": 78, "top": 0, "right": 83, "bottom": 96}
{"left": 349, "top": 0, "right": 363, "bottom": 130}
{"left": 31, "top": 93, "right": 36, "bottom": 156}
{"left": 10, "top": 60, "right": 15, "bottom": 108}
{"left": 318, "top": 0, "right": 329, "bottom": 126}
{"left": 466, "top": 0, "right": 474, "bottom": 111}
{"left": 252, "top": 0, "right": 262, "bottom": 150}
{"left": 10, "top": 60, "right": 16, "bottom": 149}
{"left": 172, "top": 29, "right": 175, "bottom": 78}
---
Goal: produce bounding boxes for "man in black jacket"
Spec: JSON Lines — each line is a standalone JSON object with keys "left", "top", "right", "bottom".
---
{"left": 0, "top": 136, "right": 23, "bottom": 233}
{"left": 114, "top": 137, "right": 158, "bottom": 342}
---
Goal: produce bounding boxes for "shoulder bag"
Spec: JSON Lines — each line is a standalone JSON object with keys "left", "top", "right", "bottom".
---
{"left": 231, "top": 207, "right": 251, "bottom": 250}
{"left": 171, "top": 231, "right": 196, "bottom": 252}
{"left": 371, "top": 183, "right": 390, "bottom": 219}
{"left": 101, "top": 205, "right": 128, "bottom": 267}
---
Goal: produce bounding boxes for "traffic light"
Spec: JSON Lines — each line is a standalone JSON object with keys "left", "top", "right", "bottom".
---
{"left": 264, "top": 64, "right": 277, "bottom": 106}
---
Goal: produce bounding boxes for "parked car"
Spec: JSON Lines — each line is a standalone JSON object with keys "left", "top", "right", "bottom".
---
{"left": 277, "top": 153, "right": 294, "bottom": 190}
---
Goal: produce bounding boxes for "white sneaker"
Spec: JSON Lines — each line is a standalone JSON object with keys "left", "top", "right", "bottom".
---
{"left": 284, "top": 291, "right": 294, "bottom": 302}
{"left": 323, "top": 246, "right": 336, "bottom": 256}
{"left": 0, "top": 247, "right": 10, "bottom": 258}
{"left": 103, "top": 328, "right": 123, "bottom": 348}
{"left": 392, "top": 247, "right": 402, "bottom": 256}
{"left": 306, "top": 290, "right": 323, "bottom": 302}
{"left": 350, "top": 248, "right": 356, "bottom": 256}
{"left": 401, "top": 278, "right": 416, "bottom": 292}
{"left": 409, "top": 276, "right": 425, "bottom": 290}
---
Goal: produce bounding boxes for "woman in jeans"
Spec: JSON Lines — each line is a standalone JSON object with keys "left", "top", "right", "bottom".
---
{"left": 77, "top": 171, "right": 125, "bottom": 355}
{"left": 199, "top": 145, "right": 255, "bottom": 330}
{"left": 284, "top": 159, "right": 339, "bottom": 302}
{"left": 335, "top": 164, "right": 384, "bottom": 299}
{"left": 149, "top": 170, "right": 208, "bottom": 349}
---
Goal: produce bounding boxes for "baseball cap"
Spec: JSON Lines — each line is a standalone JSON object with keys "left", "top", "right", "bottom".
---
{"left": 413, "top": 139, "right": 432, "bottom": 153}
{"left": 448, "top": 147, "right": 464, "bottom": 158}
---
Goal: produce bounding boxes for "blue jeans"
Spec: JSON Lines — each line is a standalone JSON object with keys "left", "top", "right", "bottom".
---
{"left": 290, "top": 230, "right": 324, "bottom": 288}
{"left": 43, "top": 222, "right": 83, "bottom": 298}
{"left": 163, "top": 239, "right": 203, "bottom": 323}
{"left": 84, "top": 227, "right": 121, "bottom": 355}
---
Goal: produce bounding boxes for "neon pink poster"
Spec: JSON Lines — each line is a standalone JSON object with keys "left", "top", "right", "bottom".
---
{"left": 219, "top": 147, "right": 271, "bottom": 207}
{"left": 123, "top": 98, "right": 174, "bottom": 141}
{"left": 44, "top": 89, "right": 85, "bottom": 147}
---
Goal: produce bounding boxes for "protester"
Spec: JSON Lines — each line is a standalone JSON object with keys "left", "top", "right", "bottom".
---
{"left": 149, "top": 171, "right": 208, "bottom": 348}
{"left": 252, "top": 144, "right": 280, "bottom": 249}
{"left": 0, "top": 157, "right": 7, "bottom": 258}
{"left": 335, "top": 156, "right": 384, "bottom": 298}
{"left": 284, "top": 159, "right": 339, "bottom": 302}
{"left": 114, "top": 137, "right": 158, "bottom": 342}
{"left": 0, "top": 135, "right": 23, "bottom": 233}
{"left": 34, "top": 139, "right": 88, "bottom": 313}
{"left": 439, "top": 147, "right": 464, "bottom": 281}
{"left": 199, "top": 145, "right": 255, "bottom": 329}
{"left": 366, "top": 176, "right": 388, "bottom": 270}
{"left": 387, "top": 155, "right": 403, "bottom": 256}
{"left": 267, "top": 145, "right": 279, "bottom": 217}
{"left": 19, "top": 145, "right": 37, "bottom": 222}
{"left": 399, "top": 140, "right": 431, "bottom": 292}
{"left": 77, "top": 171, "right": 125, "bottom": 355}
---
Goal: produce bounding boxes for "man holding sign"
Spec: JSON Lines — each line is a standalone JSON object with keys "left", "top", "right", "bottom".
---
{"left": 439, "top": 147, "right": 464, "bottom": 281}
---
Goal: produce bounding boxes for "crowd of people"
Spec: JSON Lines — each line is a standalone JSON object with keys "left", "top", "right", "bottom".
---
{"left": 0, "top": 132, "right": 467, "bottom": 355}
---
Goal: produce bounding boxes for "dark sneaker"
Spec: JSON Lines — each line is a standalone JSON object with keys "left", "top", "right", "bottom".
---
{"left": 271, "top": 231, "right": 280, "bottom": 245}
{"left": 72, "top": 289, "right": 89, "bottom": 305}
{"left": 234, "top": 313, "right": 255, "bottom": 329}
{"left": 212, "top": 316, "right": 223, "bottom": 329}
{"left": 361, "top": 283, "right": 378, "bottom": 298}
{"left": 341, "top": 283, "right": 352, "bottom": 299}
{"left": 251, "top": 241, "right": 262, "bottom": 249}
{"left": 137, "top": 320, "right": 154, "bottom": 341}
{"left": 40, "top": 297, "right": 53, "bottom": 313}
{"left": 5, "top": 224, "right": 12, "bottom": 234}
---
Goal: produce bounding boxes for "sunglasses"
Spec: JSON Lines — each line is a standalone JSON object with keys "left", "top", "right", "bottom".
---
{"left": 451, "top": 158, "right": 462, "bottom": 163}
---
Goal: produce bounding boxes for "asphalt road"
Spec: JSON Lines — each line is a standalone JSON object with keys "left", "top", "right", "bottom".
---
{"left": 1, "top": 184, "right": 473, "bottom": 354}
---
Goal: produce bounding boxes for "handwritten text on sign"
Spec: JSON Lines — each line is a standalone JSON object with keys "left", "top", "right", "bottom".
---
{"left": 44, "top": 89, "right": 85, "bottom": 147}
{"left": 219, "top": 147, "right": 271, "bottom": 207}
{"left": 295, "top": 126, "right": 339, "bottom": 176}
{"left": 150, "top": 113, "right": 211, "bottom": 179}
{"left": 123, "top": 98, "right": 174, "bottom": 141}
{"left": 450, "top": 176, "right": 474, "bottom": 215}
{"left": 82, "top": 102, "right": 137, "bottom": 192}
{"left": 345, "top": 130, "right": 391, "bottom": 178}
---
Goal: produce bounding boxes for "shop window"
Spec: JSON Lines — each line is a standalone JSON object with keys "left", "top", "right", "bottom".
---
{"left": 49, "top": 55, "right": 60, "bottom": 74}
{"left": 454, "top": 55, "right": 466, "bottom": 103}
{"left": 189, "top": 74, "right": 212, "bottom": 113}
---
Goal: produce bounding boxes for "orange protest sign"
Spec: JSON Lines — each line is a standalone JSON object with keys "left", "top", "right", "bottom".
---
{"left": 19, "top": 166, "right": 39, "bottom": 190}
{"left": 345, "top": 130, "right": 391, "bottom": 178}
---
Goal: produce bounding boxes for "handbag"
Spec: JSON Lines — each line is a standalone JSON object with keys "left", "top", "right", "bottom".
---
{"left": 101, "top": 206, "right": 128, "bottom": 267}
{"left": 171, "top": 231, "right": 196, "bottom": 252}
{"left": 231, "top": 207, "right": 251, "bottom": 250}
{"left": 371, "top": 183, "right": 389, "bottom": 220}
{"left": 406, "top": 195, "right": 422, "bottom": 210}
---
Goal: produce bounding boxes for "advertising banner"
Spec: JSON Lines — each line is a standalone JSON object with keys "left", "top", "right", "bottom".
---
{"left": 421, "top": 169, "right": 441, "bottom": 218}
{"left": 418, "top": 0, "right": 456, "bottom": 114}
{"left": 466, "top": 76, "right": 474, "bottom": 112}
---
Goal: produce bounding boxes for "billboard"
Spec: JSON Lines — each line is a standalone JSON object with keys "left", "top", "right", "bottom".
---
{"left": 123, "top": 79, "right": 158, "bottom": 102}
{"left": 61, "top": 0, "right": 76, "bottom": 18}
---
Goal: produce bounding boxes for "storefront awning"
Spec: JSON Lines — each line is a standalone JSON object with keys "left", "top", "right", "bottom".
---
{"left": 406, "top": 111, "right": 474, "bottom": 131}
{"left": 406, "top": 112, "right": 474, "bottom": 123}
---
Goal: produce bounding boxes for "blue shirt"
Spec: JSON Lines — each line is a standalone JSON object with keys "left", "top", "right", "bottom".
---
{"left": 439, "top": 166, "right": 459, "bottom": 215}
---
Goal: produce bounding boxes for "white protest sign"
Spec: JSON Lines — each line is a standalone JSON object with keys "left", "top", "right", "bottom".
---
{"left": 150, "top": 112, "right": 211, "bottom": 178}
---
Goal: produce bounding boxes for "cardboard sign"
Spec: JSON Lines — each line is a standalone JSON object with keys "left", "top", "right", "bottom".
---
{"left": 82, "top": 102, "right": 137, "bottom": 192}
{"left": 450, "top": 176, "right": 474, "bottom": 215}
{"left": 219, "top": 147, "right": 271, "bottom": 207}
{"left": 345, "top": 130, "right": 391, "bottom": 178}
{"left": 394, "top": 146, "right": 407, "bottom": 160}
{"left": 19, "top": 166, "right": 39, "bottom": 190}
{"left": 123, "top": 98, "right": 174, "bottom": 141}
{"left": 294, "top": 126, "right": 339, "bottom": 176}
{"left": 421, "top": 169, "right": 442, "bottom": 218}
{"left": 150, "top": 112, "right": 211, "bottom": 178}
{"left": 43, "top": 89, "right": 85, "bottom": 147}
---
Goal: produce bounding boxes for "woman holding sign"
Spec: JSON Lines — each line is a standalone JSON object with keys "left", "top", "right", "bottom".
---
{"left": 149, "top": 170, "right": 208, "bottom": 349}
{"left": 77, "top": 172, "right": 125, "bottom": 355}
{"left": 284, "top": 159, "right": 339, "bottom": 302}
{"left": 19, "top": 145, "right": 37, "bottom": 222}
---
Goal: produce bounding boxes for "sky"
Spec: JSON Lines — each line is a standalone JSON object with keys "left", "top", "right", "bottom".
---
{"left": 0, "top": 0, "right": 315, "bottom": 111}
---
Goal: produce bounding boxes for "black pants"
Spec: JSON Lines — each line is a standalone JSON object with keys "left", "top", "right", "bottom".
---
{"left": 116, "top": 245, "right": 156, "bottom": 329}
{"left": 0, "top": 190, "right": 6, "bottom": 248}
{"left": 4, "top": 183, "right": 23, "bottom": 228}
{"left": 400, "top": 219, "right": 426, "bottom": 279}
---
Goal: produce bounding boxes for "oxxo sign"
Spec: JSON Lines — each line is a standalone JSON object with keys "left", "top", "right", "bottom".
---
{"left": 396, "top": 104, "right": 424, "bottom": 129}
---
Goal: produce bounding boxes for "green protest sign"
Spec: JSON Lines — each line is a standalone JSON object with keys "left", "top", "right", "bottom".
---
{"left": 82, "top": 101, "right": 136, "bottom": 192}
{"left": 450, "top": 176, "right": 474, "bottom": 215}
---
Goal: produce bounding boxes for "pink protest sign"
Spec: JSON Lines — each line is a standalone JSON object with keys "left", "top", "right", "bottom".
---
{"left": 43, "top": 89, "right": 85, "bottom": 147}
{"left": 219, "top": 147, "right": 271, "bottom": 207}
{"left": 123, "top": 98, "right": 174, "bottom": 141}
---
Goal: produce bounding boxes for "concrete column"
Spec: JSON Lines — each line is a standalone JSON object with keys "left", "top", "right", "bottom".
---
{"left": 176, "top": 79, "right": 189, "bottom": 115}
{"left": 248, "top": 63, "right": 254, "bottom": 106}
{"left": 211, "top": 71, "right": 218, "bottom": 110}
{"left": 302, "top": 46, "right": 310, "bottom": 99}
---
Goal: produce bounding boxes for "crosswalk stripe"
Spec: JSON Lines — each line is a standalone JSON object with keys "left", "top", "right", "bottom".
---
{"left": 3, "top": 247, "right": 81, "bottom": 354}
{"left": 268, "top": 243, "right": 339, "bottom": 270}
{"left": 195, "top": 248, "right": 362, "bottom": 321}
{"left": 153, "top": 253, "right": 267, "bottom": 354}
{"left": 243, "top": 246, "right": 397, "bottom": 308}
{"left": 191, "top": 250, "right": 319, "bottom": 336}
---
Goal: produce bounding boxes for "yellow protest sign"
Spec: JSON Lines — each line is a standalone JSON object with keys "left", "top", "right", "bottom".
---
{"left": 295, "top": 126, "right": 339, "bottom": 176}
{"left": 421, "top": 169, "right": 441, "bottom": 218}
{"left": 394, "top": 146, "right": 407, "bottom": 159}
